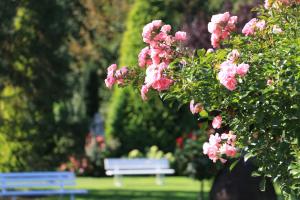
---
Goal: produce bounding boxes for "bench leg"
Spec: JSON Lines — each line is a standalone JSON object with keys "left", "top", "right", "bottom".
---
{"left": 70, "top": 194, "right": 75, "bottom": 200}
{"left": 114, "top": 174, "right": 123, "bottom": 187}
{"left": 156, "top": 174, "right": 165, "bottom": 185}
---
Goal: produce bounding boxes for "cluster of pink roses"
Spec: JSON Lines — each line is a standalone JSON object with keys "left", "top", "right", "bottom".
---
{"left": 208, "top": 12, "right": 238, "bottom": 48}
{"left": 242, "top": 18, "right": 266, "bottom": 36}
{"left": 264, "top": 0, "right": 300, "bottom": 9}
{"left": 204, "top": 112, "right": 237, "bottom": 163}
{"left": 218, "top": 50, "right": 250, "bottom": 91}
{"left": 104, "top": 64, "right": 128, "bottom": 89}
{"left": 203, "top": 131, "right": 237, "bottom": 163}
{"left": 139, "top": 20, "right": 187, "bottom": 100}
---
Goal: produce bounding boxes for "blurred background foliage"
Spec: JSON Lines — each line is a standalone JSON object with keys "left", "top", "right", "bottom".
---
{"left": 0, "top": 0, "right": 259, "bottom": 174}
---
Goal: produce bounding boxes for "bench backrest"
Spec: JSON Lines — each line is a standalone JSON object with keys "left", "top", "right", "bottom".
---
{"left": 0, "top": 172, "right": 76, "bottom": 192}
{"left": 104, "top": 158, "right": 170, "bottom": 170}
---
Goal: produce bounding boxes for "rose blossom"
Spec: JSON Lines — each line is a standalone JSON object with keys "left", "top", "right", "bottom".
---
{"left": 242, "top": 18, "right": 266, "bottom": 36}
{"left": 221, "top": 131, "right": 237, "bottom": 145}
{"left": 272, "top": 25, "right": 283, "bottom": 34}
{"left": 212, "top": 115, "right": 222, "bottom": 129}
{"left": 175, "top": 31, "right": 187, "bottom": 41}
{"left": 104, "top": 76, "right": 116, "bottom": 89}
{"left": 151, "top": 78, "right": 173, "bottom": 91}
{"left": 208, "top": 12, "right": 238, "bottom": 48}
{"left": 227, "top": 49, "right": 240, "bottom": 63}
{"left": 104, "top": 64, "right": 128, "bottom": 89}
{"left": 220, "top": 143, "right": 237, "bottom": 157}
{"left": 267, "top": 79, "right": 274, "bottom": 85}
{"left": 141, "top": 85, "right": 149, "bottom": 101}
{"left": 190, "top": 100, "right": 203, "bottom": 114}
{"left": 161, "top": 24, "right": 171, "bottom": 33}
{"left": 203, "top": 142, "right": 220, "bottom": 163}
{"left": 237, "top": 63, "right": 250, "bottom": 77}
{"left": 218, "top": 71, "right": 237, "bottom": 91}
{"left": 256, "top": 20, "right": 266, "bottom": 31}
{"left": 138, "top": 47, "right": 150, "bottom": 68}
{"left": 242, "top": 18, "right": 257, "bottom": 36}
{"left": 203, "top": 132, "right": 237, "bottom": 163}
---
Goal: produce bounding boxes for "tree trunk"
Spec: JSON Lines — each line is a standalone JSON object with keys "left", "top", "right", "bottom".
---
{"left": 210, "top": 159, "right": 277, "bottom": 200}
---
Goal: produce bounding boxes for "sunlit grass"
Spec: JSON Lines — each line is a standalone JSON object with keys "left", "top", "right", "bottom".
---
{"left": 22, "top": 176, "right": 283, "bottom": 200}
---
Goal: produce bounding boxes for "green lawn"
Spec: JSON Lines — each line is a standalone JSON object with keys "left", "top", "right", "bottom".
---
{"left": 46, "top": 176, "right": 210, "bottom": 200}
{"left": 23, "top": 176, "right": 283, "bottom": 200}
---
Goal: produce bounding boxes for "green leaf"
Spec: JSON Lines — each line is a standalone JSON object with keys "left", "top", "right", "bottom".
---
{"left": 259, "top": 177, "right": 266, "bottom": 192}
{"left": 244, "top": 152, "right": 254, "bottom": 162}
{"left": 229, "top": 159, "right": 239, "bottom": 171}
{"left": 199, "top": 110, "right": 208, "bottom": 118}
{"left": 251, "top": 171, "right": 261, "bottom": 177}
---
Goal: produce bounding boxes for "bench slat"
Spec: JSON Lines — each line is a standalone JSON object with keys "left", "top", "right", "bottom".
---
{"left": 0, "top": 190, "right": 87, "bottom": 196}
{"left": 0, "top": 172, "right": 74, "bottom": 178}
{"left": 3, "top": 182, "right": 75, "bottom": 189}
{"left": 106, "top": 169, "right": 175, "bottom": 176}
{"left": 104, "top": 158, "right": 170, "bottom": 170}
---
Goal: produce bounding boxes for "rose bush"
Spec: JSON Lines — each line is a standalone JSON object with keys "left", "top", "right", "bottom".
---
{"left": 105, "top": 1, "right": 300, "bottom": 198}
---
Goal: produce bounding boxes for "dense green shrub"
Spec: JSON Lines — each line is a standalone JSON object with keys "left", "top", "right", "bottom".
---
{"left": 107, "top": 1, "right": 300, "bottom": 197}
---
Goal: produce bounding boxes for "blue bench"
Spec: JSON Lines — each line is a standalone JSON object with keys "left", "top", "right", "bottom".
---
{"left": 0, "top": 172, "right": 87, "bottom": 200}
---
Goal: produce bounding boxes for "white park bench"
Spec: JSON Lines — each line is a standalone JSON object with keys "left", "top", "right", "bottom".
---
{"left": 104, "top": 158, "right": 175, "bottom": 187}
{"left": 0, "top": 172, "right": 87, "bottom": 200}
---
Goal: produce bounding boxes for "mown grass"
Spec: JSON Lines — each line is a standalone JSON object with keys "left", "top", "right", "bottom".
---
{"left": 46, "top": 176, "right": 209, "bottom": 200}
{"left": 16, "top": 176, "right": 283, "bottom": 200}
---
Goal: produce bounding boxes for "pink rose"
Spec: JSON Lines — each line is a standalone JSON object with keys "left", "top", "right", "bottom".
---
{"left": 203, "top": 142, "right": 219, "bottom": 163}
{"left": 211, "top": 12, "right": 230, "bottom": 24}
{"left": 154, "top": 32, "right": 168, "bottom": 41}
{"left": 209, "top": 133, "right": 221, "bottom": 146}
{"left": 152, "top": 20, "right": 162, "bottom": 28}
{"left": 221, "top": 131, "right": 237, "bottom": 145}
{"left": 145, "top": 65, "right": 161, "bottom": 86}
{"left": 211, "top": 34, "right": 220, "bottom": 48}
{"left": 107, "top": 64, "right": 117, "bottom": 76}
{"left": 208, "top": 22, "right": 218, "bottom": 34}
{"left": 228, "top": 16, "right": 238, "bottom": 25}
{"left": 208, "top": 12, "right": 237, "bottom": 48}
{"left": 158, "top": 62, "right": 168, "bottom": 70}
{"left": 220, "top": 61, "right": 237, "bottom": 77}
{"left": 237, "top": 63, "right": 250, "bottom": 77}
{"left": 242, "top": 18, "right": 257, "bottom": 36}
{"left": 141, "top": 85, "right": 149, "bottom": 101}
{"left": 264, "top": 0, "right": 271, "bottom": 8}
{"left": 223, "top": 76, "right": 237, "bottom": 91}
{"left": 142, "top": 23, "right": 154, "bottom": 43}
{"left": 212, "top": 115, "right": 222, "bottom": 129}
{"left": 220, "top": 143, "right": 237, "bottom": 157}
{"left": 272, "top": 25, "right": 283, "bottom": 34}
{"left": 256, "top": 20, "right": 266, "bottom": 31}
{"left": 120, "top": 67, "right": 128, "bottom": 75}
{"left": 175, "top": 31, "right": 187, "bottom": 41}
{"left": 218, "top": 72, "right": 237, "bottom": 91}
{"left": 267, "top": 79, "right": 273, "bottom": 85}
{"left": 104, "top": 76, "right": 116, "bottom": 89}
{"left": 161, "top": 24, "right": 171, "bottom": 33}
{"left": 227, "top": 49, "right": 240, "bottom": 63}
{"left": 190, "top": 100, "right": 203, "bottom": 114}
{"left": 138, "top": 47, "right": 150, "bottom": 67}
{"left": 151, "top": 78, "right": 173, "bottom": 91}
